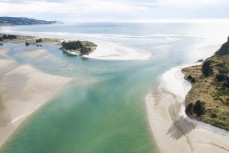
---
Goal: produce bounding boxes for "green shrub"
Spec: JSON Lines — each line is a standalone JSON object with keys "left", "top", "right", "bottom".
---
{"left": 187, "top": 75, "right": 192, "bottom": 80}
{"left": 191, "top": 78, "right": 196, "bottom": 83}
{"left": 25, "top": 42, "right": 30, "bottom": 46}
{"left": 61, "top": 41, "right": 83, "bottom": 50}
{"left": 186, "top": 103, "right": 194, "bottom": 115}
{"left": 2, "top": 34, "right": 17, "bottom": 40}
{"left": 216, "top": 73, "right": 227, "bottom": 82}
{"left": 211, "top": 113, "right": 217, "bottom": 118}
{"left": 193, "top": 100, "right": 205, "bottom": 116}
{"left": 187, "top": 75, "right": 195, "bottom": 83}
{"left": 202, "top": 60, "right": 213, "bottom": 77}
{"left": 36, "top": 38, "right": 42, "bottom": 43}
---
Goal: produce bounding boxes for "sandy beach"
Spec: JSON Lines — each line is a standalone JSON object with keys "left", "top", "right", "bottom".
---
{"left": 84, "top": 40, "right": 151, "bottom": 60}
{"left": 146, "top": 66, "right": 229, "bottom": 153}
{"left": 0, "top": 48, "right": 72, "bottom": 147}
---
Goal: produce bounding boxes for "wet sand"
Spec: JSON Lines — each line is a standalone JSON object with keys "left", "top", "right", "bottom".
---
{"left": 0, "top": 48, "right": 72, "bottom": 147}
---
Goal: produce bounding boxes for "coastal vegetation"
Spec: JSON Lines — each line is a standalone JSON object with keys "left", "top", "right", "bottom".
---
{"left": 25, "top": 42, "right": 30, "bottom": 46}
{"left": 186, "top": 100, "right": 205, "bottom": 117}
{"left": 183, "top": 37, "right": 229, "bottom": 131}
{"left": 36, "top": 38, "right": 42, "bottom": 43}
{"left": 0, "top": 34, "right": 62, "bottom": 48}
{"left": 0, "top": 34, "right": 17, "bottom": 41}
{"left": 61, "top": 40, "right": 97, "bottom": 56}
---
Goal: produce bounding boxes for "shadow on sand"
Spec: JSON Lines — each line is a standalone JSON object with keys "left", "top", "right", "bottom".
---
{"left": 166, "top": 116, "right": 196, "bottom": 140}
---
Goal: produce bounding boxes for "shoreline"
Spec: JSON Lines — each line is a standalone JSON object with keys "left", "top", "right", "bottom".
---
{"left": 0, "top": 33, "right": 151, "bottom": 61}
{"left": 0, "top": 48, "right": 72, "bottom": 148}
{"left": 0, "top": 32, "right": 150, "bottom": 149}
{"left": 146, "top": 65, "right": 229, "bottom": 153}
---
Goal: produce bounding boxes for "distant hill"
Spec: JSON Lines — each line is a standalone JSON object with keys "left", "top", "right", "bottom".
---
{"left": 0, "top": 17, "right": 57, "bottom": 26}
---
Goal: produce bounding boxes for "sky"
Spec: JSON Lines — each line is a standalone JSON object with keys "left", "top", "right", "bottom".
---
{"left": 0, "top": 0, "right": 229, "bottom": 22}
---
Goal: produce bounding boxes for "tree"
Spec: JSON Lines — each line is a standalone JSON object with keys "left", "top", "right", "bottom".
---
{"left": 25, "top": 42, "right": 30, "bottom": 46}
{"left": 2, "top": 34, "right": 7, "bottom": 39}
{"left": 186, "top": 103, "right": 194, "bottom": 115}
{"left": 202, "top": 60, "right": 213, "bottom": 77}
{"left": 193, "top": 100, "right": 205, "bottom": 116}
{"left": 191, "top": 78, "right": 196, "bottom": 83}
{"left": 216, "top": 73, "right": 226, "bottom": 82}
{"left": 9, "top": 35, "right": 17, "bottom": 39}
{"left": 2, "top": 34, "right": 16, "bottom": 40}
{"left": 61, "top": 41, "right": 83, "bottom": 50}
{"left": 187, "top": 75, "right": 192, "bottom": 80}
{"left": 187, "top": 75, "right": 195, "bottom": 83}
{"left": 223, "top": 78, "right": 229, "bottom": 88}
{"left": 36, "top": 38, "right": 42, "bottom": 43}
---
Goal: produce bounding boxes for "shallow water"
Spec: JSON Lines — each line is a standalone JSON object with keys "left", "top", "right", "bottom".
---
{"left": 1, "top": 22, "right": 229, "bottom": 153}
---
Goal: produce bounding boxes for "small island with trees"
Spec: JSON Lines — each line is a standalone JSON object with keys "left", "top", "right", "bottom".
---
{"left": 183, "top": 36, "right": 229, "bottom": 131}
{"left": 60, "top": 40, "right": 97, "bottom": 56}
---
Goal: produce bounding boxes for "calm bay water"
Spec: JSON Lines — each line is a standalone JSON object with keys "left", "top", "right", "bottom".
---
{"left": 1, "top": 22, "right": 229, "bottom": 153}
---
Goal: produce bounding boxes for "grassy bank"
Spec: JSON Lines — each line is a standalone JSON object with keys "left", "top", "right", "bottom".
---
{"left": 182, "top": 38, "right": 229, "bottom": 131}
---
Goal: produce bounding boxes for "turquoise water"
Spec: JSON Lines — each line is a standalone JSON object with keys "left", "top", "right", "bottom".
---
{"left": 1, "top": 22, "right": 227, "bottom": 153}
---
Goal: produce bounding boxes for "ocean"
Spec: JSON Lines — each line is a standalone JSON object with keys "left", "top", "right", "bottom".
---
{"left": 0, "top": 21, "right": 229, "bottom": 153}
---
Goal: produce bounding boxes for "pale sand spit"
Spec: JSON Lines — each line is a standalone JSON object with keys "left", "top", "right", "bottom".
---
{"left": 0, "top": 57, "right": 72, "bottom": 147}
{"left": 84, "top": 40, "right": 151, "bottom": 60}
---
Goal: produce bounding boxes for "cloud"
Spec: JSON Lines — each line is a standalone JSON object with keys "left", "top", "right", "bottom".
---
{"left": 0, "top": 0, "right": 229, "bottom": 22}
{"left": 0, "top": 0, "right": 148, "bottom": 21}
{"left": 156, "top": 0, "right": 223, "bottom": 5}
